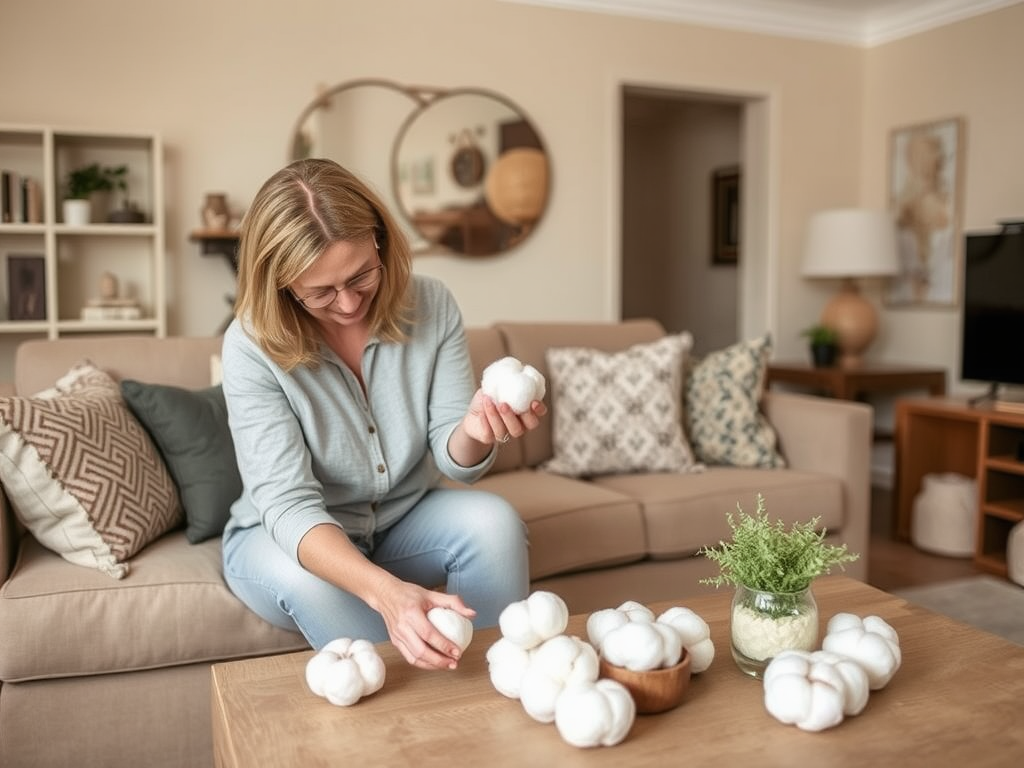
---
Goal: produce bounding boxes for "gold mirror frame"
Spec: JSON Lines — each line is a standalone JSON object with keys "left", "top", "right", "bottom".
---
{"left": 290, "top": 79, "right": 549, "bottom": 257}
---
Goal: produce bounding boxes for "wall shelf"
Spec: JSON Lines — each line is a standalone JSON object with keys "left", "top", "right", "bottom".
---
{"left": 190, "top": 228, "right": 239, "bottom": 271}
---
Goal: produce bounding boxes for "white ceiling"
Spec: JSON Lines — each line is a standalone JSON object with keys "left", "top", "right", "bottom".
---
{"left": 499, "top": 0, "right": 1022, "bottom": 46}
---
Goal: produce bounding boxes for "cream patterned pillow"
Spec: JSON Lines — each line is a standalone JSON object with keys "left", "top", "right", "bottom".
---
{"left": 0, "top": 361, "right": 182, "bottom": 578}
{"left": 542, "top": 333, "right": 702, "bottom": 477}
{"left": 685, "top": 334, "right": 786, "bottom": 468}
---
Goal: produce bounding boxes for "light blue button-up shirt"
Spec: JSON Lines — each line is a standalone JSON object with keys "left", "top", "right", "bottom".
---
{"left": 221, "top": 275, "right": 496, "bottom": 562}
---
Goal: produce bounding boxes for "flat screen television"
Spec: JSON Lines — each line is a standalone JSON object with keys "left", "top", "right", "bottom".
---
{"left": 960, "top": 224, "right": 1024, "bottom": 395}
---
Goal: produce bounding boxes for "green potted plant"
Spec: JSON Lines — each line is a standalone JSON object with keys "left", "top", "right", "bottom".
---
{"left": 63, "top": 163, "right": 129, "bottom": 225}
{"left": 699, "top": 494, "right": 859, "bottom": 678}
{"left": 801, "top": 323, "right": 839, "bottom": 368}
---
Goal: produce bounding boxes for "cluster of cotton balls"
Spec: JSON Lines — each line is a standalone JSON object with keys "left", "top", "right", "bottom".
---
{"left": 486, "top": 590, "right": 635, "bottom": 748}
{"left": 481, "top": 356, "right": 546, "bottom": 414}
{"left": 485, "top": 592, "right": 718, "bottom": 749}
{"left": 586, "top": 600, "right": 715, "bottom": 674}
{"left": 762, "top": 612, "right": 902, "bottom": 732}
{"left": 304, "top": 607, "right": 473, "bottom": 707}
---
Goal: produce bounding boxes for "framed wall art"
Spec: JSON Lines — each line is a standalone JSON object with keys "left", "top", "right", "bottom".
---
{"left": 885, "top": 116, "right": 965, "bottom": 307}
{"left": 7, "top": 253, "right": 46, "bottom": 321}
{"left": 712, "top": 166, "right": 740, "bottom": 266}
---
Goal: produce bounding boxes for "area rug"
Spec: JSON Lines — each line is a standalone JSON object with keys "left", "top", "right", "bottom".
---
{"left": 894, "top": 576, "right": 1024, "bottom": 646}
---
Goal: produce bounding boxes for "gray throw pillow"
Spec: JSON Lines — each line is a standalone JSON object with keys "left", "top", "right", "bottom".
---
{"left": 121, "top": 380, "right": 240, "bottom": 543}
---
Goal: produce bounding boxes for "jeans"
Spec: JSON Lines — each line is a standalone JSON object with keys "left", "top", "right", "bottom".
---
{"left": 222, "top": 488, "right": 529, "bottom": 649}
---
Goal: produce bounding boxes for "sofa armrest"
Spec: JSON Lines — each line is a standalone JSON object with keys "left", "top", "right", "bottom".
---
{"left": 762, "top": 390, "right": 873, "bottom": 581}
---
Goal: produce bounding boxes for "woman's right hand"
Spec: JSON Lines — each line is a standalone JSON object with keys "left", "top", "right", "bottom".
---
{"left": 370, "top": 576, "right": 477, "bottom": 670}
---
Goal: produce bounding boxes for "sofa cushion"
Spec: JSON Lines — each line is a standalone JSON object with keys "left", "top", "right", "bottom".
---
{"left": 497, "top": 320, "right": 667, "bottom": 468}
{"left": 592, "top": 468, "right": 844, "bottom": 560}
{"left": 0, "top": 532, "right": 308, "bottom": 682}
{"left": 121, "top": 381, "right": 240, "bottom": 544}
{"left": 542, "top": 333, "right": 701, "bottom": 477}
{"left": 685, "top": 334, "right": 786, "bottom": 468}
{"left": 0, "top": 361, "right": 182, "bottom": 579}
{"left": 455, "top": 469, "right": 648, "bottom": 580}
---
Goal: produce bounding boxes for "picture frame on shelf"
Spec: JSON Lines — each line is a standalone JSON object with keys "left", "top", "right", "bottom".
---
{"left": 712, "top": 166, "right": 740, "bottom": 266}
{"left": 885, "top": 116, "right": 965, "bottom": 308}
{"left": 7, "top": 253, "right": 46, "bottom": 321}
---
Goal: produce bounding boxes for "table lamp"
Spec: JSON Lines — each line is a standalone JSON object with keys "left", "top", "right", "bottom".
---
{"left": 801, "top": 208, "right": 900, "bottom": 369}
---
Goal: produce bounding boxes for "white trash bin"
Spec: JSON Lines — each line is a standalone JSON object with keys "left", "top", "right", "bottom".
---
{"left": 1008, "top": 521, "right": 1024, "bottom": 588}
{"left": 910, "top": 472, "right": 977, "bottom": 557}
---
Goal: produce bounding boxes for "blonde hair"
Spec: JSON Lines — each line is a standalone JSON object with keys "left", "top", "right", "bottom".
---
{"left": 234, "top": 159, "right": 413, "bottom": 370}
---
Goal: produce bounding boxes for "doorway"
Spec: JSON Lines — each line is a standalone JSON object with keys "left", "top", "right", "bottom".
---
{"left": 620, "top": 86, "right": 746, "bottom": 356}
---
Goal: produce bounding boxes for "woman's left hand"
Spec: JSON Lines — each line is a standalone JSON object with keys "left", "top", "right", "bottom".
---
{"left": 464, "top": 388, "right": 547, "bottom": 447}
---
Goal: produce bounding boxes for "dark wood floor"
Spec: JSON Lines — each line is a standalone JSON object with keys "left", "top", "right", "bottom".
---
{"left": 866, "top": 485, "right": 985, "bottom": 592}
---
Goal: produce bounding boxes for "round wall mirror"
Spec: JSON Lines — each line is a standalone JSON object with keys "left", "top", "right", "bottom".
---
{"left": 290, "top": 80, "right": 550, "bottom": 257}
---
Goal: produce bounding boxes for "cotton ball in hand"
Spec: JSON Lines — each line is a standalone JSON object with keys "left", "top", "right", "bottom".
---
{"left": 481, "top": 356, "right": 546, "bottom": 414}
{"left": 427, "top": 607, "right": 473, "bottom": 651}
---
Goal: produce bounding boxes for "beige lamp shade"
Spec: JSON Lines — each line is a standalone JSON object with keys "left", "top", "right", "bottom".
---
{"left": 484, "top": 148, "right": 549, "bottom": 226}
{"left": 801, "top": 209, "right": 899, "bottom": 369}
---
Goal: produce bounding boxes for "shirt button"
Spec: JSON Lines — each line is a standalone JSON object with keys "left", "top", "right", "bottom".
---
{"left": 368, "top": 425, "right": 376, "bottom": 434}
{"left": 371, "top": 501, "right": 379, "bottom": 511}
{"left": 376, "top": 464, "right": 386, "bottom": 474}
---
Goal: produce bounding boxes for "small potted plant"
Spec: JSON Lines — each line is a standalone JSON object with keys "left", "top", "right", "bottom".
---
{"left": 63, "top": 163, "right": 129, "bottom": 225}
{"left": 699, "top": 494, "right": 858, "bottom": 678}
{"left": 801, "top": 324, "right": 839, "bottom": 368}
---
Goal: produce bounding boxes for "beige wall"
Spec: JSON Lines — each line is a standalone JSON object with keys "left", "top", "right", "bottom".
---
{"left": 863, "top": 7, "right": 1024, "bottom": 395}
{"left": 1, "top": 0, "right": 1020, "bottom": 393}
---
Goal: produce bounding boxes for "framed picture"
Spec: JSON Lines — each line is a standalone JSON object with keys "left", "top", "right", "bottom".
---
{"left": 885, "top": 116, "right": 965, "bottom": 307}
{"left": 7, "top": 254, "right": 46, "bottom": 321}
{"left": 712, "top": 166, "right": 740, "bottom": 266}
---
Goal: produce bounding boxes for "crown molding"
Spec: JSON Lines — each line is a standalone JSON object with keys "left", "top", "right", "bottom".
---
{"left": 498, "top": 0, "right": 1022, "bottom": 47}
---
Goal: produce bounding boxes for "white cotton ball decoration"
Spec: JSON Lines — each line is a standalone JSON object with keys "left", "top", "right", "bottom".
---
{"left": 586, "top": 608, "right": 630, "bottom": 651}
{"left": 554, "top": 679, "right": 636, "bottom": 748}
{"left": 427, "top": 607, "right": 474, "bottom": 651}
{"left": 600, "top": 621, "right": 682, "bottom": 671}
{"left": 762, "top": 650, "right": 848, "bottom": 732}
{"left": 615, "top": 600, "right": 655, "bottom": 623}
{"left": 481, "top": 356, "right": 546, "bottom": 414}
{"left": 304, "top": 638, "right": 386, "bottom": 707}
{"left": 822, "top": 613, "right": 902, "bottom": 690}
{"left": 519, "top": 635, "right": 600, "bottom": 723}
{"left": 656, "top": 606, "right": 716, "bottom": 674}
{"left": 810, "top": 650, "right": 870, "bottom": 717}
{"left": 485, "top": 637, "right": 533, "bottom": 699}
{"left": 499, "top": 590, "right": 569, "bottom": 650}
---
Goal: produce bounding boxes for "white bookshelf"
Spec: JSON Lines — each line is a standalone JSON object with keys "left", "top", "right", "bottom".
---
{"left": 0, "top": 124, "right": 166, "bottom": 384}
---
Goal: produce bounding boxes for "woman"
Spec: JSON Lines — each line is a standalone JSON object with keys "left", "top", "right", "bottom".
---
{"left": 221, "top": 158, "right": 544, "bottom": 671}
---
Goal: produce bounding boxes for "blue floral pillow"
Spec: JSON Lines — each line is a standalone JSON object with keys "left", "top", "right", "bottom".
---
{"left": 684, "top": 334, "right": 786, "bottom": 468}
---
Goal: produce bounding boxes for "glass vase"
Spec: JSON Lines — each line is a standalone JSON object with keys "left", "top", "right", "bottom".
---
{"left": 730, "top": 583, "right": 818, "bottom": 679}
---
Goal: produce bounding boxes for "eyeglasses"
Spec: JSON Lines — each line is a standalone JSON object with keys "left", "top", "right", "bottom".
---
{"left": 292, "top": 263, "right": 385, "bottom": 309}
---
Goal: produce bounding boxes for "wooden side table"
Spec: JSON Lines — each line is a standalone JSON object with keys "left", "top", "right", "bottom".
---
{"left": 765, "top": 362, "right": 947, "bottom": 401}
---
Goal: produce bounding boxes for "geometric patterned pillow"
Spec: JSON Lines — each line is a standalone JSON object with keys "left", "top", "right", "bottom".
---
{"left": 541, "top": 333, "right": 703, "bottom": 478}
{"left": 684, "top": 334, "right": 786, "bottom": 468}
{"left": 0, "top": 361, "right": 182, "bottom": 578}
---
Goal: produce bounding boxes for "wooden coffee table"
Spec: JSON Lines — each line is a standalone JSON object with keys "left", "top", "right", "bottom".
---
{"left": 211, "top": 576, "right": 1024, "bottom": 767}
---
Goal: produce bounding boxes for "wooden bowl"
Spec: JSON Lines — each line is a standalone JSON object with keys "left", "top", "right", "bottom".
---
{"left": 598, "top": 650, "right": 692, "bottom": 714}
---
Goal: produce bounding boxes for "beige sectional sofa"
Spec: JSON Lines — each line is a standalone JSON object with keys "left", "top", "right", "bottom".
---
{"left": 0, "top": 320, "right": 872, "bottom": 768}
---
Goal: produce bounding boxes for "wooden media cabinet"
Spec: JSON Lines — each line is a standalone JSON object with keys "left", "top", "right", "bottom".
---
{"left": 895, "top": 397, "right": 1024, "bottom": 576}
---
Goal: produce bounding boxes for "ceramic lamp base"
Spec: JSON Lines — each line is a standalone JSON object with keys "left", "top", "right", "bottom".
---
{"left": 820, "top": 278, "right": 878, "bottom": 369}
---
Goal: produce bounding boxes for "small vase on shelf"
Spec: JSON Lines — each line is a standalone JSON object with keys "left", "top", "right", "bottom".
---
{"left": 730, "top": 583, "right": 818, "bottom": 679}
{"left": 201, "top": 193, "right": 230, "bottom": 231}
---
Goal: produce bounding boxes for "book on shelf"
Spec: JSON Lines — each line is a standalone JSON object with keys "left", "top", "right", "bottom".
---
{"left": 994, "top": 398, "right": 1024, "bottom": 415}
{"left": 1, "top": 170, "right": 42, "bottom": 224}
{"left": 81, "top": 298, "right": 142, "bottom": 321}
